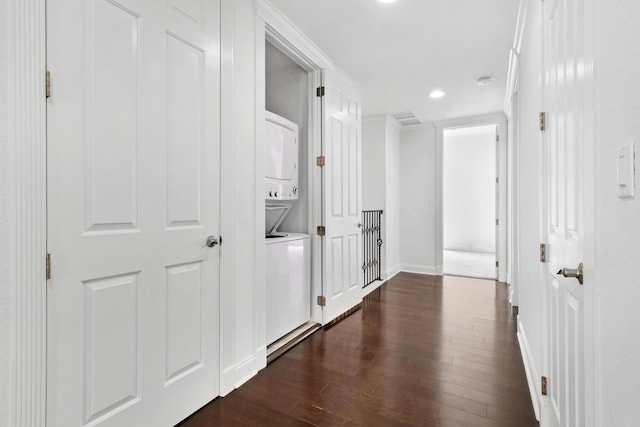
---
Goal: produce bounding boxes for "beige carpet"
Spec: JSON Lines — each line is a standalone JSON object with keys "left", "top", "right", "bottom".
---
{"left": 443, "top": 249, "right": 496, "bottom": 279}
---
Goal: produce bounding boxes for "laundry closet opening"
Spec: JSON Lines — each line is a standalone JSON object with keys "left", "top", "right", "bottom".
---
{"left": 442, "top": 125, "right": 498, "bottom": 280}
{"left": 264, "top": 41, "right": 320, "bottom": 361}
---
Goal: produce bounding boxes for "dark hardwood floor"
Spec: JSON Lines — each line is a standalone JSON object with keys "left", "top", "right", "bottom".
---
{"left": 179, "top": 273, "right": 539, "bottom": 427}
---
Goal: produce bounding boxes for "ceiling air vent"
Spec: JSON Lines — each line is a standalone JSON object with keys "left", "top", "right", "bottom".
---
{"left": 392, "top": 111, "right": 421, "bottom": 127}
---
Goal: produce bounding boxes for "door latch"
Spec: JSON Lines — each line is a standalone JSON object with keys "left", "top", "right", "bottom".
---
{"left": 204, "top": 235, "right": 219, "bottom": 247}
{"left": 557, "top": 263, "right": 583, "bottom": 285}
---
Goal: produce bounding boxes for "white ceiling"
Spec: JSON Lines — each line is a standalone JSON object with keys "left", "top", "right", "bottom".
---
{"left": 268, "top": 0, "right": 520, "bottom": 124}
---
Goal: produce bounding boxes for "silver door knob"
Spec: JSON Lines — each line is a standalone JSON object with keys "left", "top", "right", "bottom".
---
{"left": 557, "top": 262, "right": 583, "bottom": 285}
{"left": 357, "top": 223, "right": 363, "bottom": 228}
{"left": 205, "top": 236, "right": 219, "bottom": 248}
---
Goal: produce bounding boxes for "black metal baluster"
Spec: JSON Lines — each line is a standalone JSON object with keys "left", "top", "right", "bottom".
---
{"left": 377, "top": 211, "right": 382, "bottom": 281}
{"left": 362, "top": 210, "right": 384, "bottom": 288}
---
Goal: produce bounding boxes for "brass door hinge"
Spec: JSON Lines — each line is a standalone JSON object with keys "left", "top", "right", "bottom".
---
{"left": 46, "top": 253, "right": 51, "bottom": 280}
{"left": 496, "top": 134, "right": 500, "bottom": 142}
{"left": 495, "top": 261, "right": 499, "bottom": 268}
{"left": 316, "top": 156, "right": 325, "bottom": 167}
{"left": 496, "top": 218, "right": 499, "bottom": 226}
{"left": 539, "top": 112, "right": 546, "bottom": 131}
{"left": 317, "top": 225, "right": 326, "bottom": 236}
{"left": 540, "top": 243, "right": 547, "bottom": 263}
{"left": 46, "top": 71, "right": 51, "bottom": 98}
{"left": 496, "top": 177, "right": 499, "bottom": 184}
{"left": 541, "top": 376, "right": 548, "bottom": 396}
{"left": 316, "top": 86, "right": 325, "bottom": 97}
{"left": 317, "top": 295, "right": 326, "bottom": 306}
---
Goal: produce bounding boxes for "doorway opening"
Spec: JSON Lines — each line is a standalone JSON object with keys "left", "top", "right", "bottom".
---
{"left": 263, "top": 40, "right": 322, "bottom": 362}
{"left": 442, "top": 124, "right": 497, "bottom": 280}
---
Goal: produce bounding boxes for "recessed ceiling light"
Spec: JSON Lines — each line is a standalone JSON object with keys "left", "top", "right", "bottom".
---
{"left": 477, "top": 76, "right": 492, "bottom": 86}
{"left": 378, "top": 0, "right": 396, "bottom": 3}
{"left": 429, "top": 90, "right": 445, "bottom": 99}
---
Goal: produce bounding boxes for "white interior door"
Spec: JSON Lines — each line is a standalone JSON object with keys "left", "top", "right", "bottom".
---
{"left": 543, "top": 0, "right": 588, "bottom": 425}
{"left": 321, "top": 70, "right": 363, "bottom": 323}
{"left": 47, "top": 0, "right": 221, "bottom": 425}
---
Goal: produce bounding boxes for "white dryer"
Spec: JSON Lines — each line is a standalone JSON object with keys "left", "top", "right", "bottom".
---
{"left": 265, "top": 233, "right": 310, "bottom": 345}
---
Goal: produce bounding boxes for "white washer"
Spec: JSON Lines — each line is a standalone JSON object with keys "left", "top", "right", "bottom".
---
{"left": 265, "top": 233, "right": 310, "bottom": 344}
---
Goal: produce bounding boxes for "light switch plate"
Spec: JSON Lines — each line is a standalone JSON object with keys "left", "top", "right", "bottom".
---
{"left": 617, "top": 142, "right": 635, "bottom": 198}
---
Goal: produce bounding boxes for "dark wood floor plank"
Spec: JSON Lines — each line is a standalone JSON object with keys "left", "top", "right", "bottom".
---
{"left": 178, "top": 273, "right": 539, "bottom": 427}
{"left": 178, "top": 393, "right": 313, "bottom": 427}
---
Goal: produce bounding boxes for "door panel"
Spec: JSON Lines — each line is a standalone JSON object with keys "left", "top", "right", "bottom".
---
{"left": 47, "top": 0, "right": 221, "bottom": 425}
{"left": 330, "top": 117, "right": 344, "bottom": 217}
{"left": 165, "top": 262, "right": 204, "bottom": 383}
{"left": 322, "top": 71, "right": 363, "bottom": 323}
{"left": 330, "top": 237, "right": 345, "bottom": 298}
{"left": 543, "top": 0, "right": 586, "bottom": 425}
{"left": 166, "top": 34, "right": 206, "bottom": 228}
{"left": 83, "top": 273, "right": 140, "bottom": 424}
{"left": 86, "top": 0, "right": 140, "bottom": 233}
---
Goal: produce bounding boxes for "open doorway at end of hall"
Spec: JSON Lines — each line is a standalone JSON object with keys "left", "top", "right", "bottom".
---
{"left": 442, "top": 124, "right": 497, "bottom": 280}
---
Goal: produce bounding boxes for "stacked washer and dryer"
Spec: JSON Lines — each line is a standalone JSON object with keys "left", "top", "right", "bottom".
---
{"left": 264, "top": 111, "right": 310, "bottom": 345}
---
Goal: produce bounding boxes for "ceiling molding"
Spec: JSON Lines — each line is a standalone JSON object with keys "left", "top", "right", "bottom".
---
{"left": 256, "top": 0, "right": 334, "bottom": 71}
{"left": 386, "top": 115, "right": 403, "bottom": 132}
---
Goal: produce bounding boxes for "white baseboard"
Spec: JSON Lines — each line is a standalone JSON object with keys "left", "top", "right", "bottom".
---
{"left": 509, "top": 283, "right": 519, "bottom": 306}
{"left": 385, "top": 265, "right": 401, "bottom": 280}
{"left": 363, "top": 279, "right": 384, "bottom": 296}
{"left": 256, "top": 345, "right": 267, "bottom": 371}
{"left": 443, "top": 247, "right": 496, "bottom": 253}
{"left": 498, "top": 271, "right": 507, "bottom": 283}
{"left": 233, "top": 354, "right": 258, "bottom": 388}
{"left": 399, "top": 264, "right": 437, "bottom": 275}
{"left": 220, "top": 365, "right": 235, "bottom": 396}
{"left": 517, "top": 318, "right": 541, "bottom": 421}
{"left": 220, "top": 353, "right": 260, "bottom": 397}
{"left": 363, "top": 266, "right": 402, "bottom": 296}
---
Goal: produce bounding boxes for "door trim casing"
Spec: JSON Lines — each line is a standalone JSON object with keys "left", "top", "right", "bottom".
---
{"left": 434, "top": 113, "right": 508, "bottom": 281}
{"left": 256, "top": 1, "right": 332, "bottom": 327}
{"left": 6, "top": 0, "right": 47, "bottom": 425}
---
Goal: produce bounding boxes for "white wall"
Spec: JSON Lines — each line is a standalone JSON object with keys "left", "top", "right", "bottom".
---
{"left": 443, "top": 125, "right": 496, "bottom": 252}
{"left": 362, "top": 116, "right": 387, "bottom": 277}
{"left": 220, "top": 0, "right": 264, "bottom": 394}
{"left": 265, "top": 41, "right": 309, "bottom": 234}
{"left": 362, "top": 117, "right": 386, "bottom": 211}
{"left": 384, "top": 117, "right": 401, "bottom": 276}
{"left": 399, "top": 125, "right": 438, "bottom": 273}
{"left": 507, "top": 91, "right": 519, "bottom": 300}
{"left": 596, "top": 0, "right": 640, "bottom": 423}
{"left": 0, "top": 0, "right": 11, "bottom": 424}
{"left": 1, "top": 0, "right": 48, "bottom": 424}
{"left": 362, "top": 115, "right": 401, "bottom": 278}
{"left": 512, "top": 0, "right": 544, "bottom": 414}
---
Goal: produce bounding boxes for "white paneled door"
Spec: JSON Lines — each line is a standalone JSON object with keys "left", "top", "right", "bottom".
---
{"left": 321, "top": 70, "right": 363, "bottom": 323}
{"left": 542, "top": 0, "right": 592, "bottom": 425}
{"left": 47, "top": 0, "right": 221, "bottom": 426}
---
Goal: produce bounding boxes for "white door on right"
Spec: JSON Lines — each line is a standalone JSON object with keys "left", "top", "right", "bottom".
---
{"left": 543, "top": 0, "right": 592, "bottom": 425}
